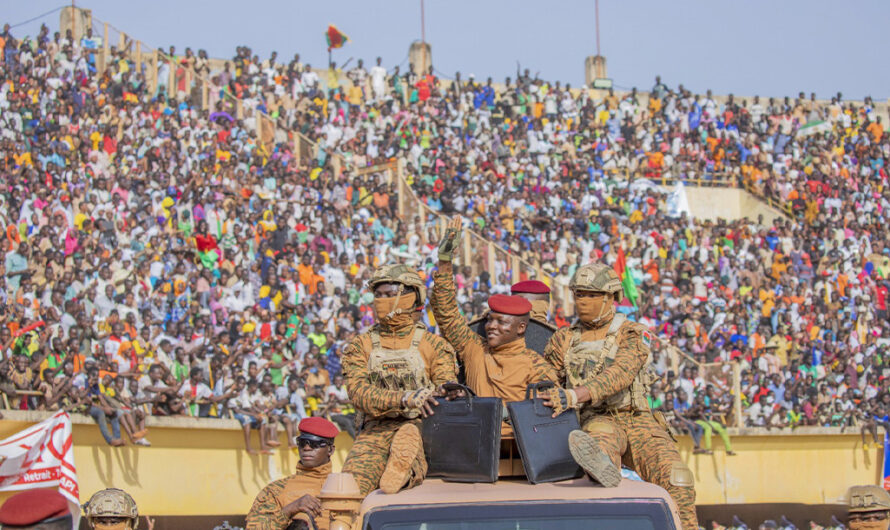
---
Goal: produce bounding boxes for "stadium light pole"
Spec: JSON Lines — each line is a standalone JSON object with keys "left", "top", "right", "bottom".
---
{"left": 421, "top": 0, "right": 426, "bottom": 44}
{"left": 595, "top": 0, "right": 601, "bottom": 56}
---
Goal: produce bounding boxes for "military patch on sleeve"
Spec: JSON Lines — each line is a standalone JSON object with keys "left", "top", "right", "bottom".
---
{"left": 641, "top": 330, "right": 652, "bottom": 348}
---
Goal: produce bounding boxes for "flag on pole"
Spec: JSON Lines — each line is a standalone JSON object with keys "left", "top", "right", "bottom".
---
{"left": 325, "top": 25, "right": 349, "bottom": 50}
{"left": 614, "top": 247, "right": 639, "bottom": 307}
{"left": 0, "top": 410, "right": 80, "bottom": 519}
{"left": 883, "top": 432, "right": 890, "bottom": 490}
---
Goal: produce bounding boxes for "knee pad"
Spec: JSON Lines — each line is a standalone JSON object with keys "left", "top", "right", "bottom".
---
{"left": 669, "top": 461, "right": 694, "bottom": 488}
{"left": 585, "top": 420, "right": 618, "bottom": 437}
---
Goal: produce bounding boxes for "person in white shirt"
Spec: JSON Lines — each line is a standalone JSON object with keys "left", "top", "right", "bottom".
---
{"left": 369, "top": 57, "right": 387, "bottom": 101}
{"left": 178, "top": 367, "right": 214, "bottom": 417}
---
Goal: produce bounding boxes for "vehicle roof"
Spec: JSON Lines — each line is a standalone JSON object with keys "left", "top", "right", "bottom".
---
{"left": 360, "top": 478, "right": 681, "bottom": 527}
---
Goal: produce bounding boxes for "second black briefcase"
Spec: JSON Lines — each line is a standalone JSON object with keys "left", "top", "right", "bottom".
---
{"left": 507, "top": 382, "right": 584, "bottom": 484}
{"left": 422, "top": 384, "right": 503, "bottom": 483}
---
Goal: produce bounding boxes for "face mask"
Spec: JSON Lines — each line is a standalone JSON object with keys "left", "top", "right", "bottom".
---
{"left": 373, "top": 293, "right": 416, "bottom": 328}
{"left": 575, "top": 295, "right": 614, "bottom": 327}
{"left": 530, "top": 299, "right": 550, "bottom": 321}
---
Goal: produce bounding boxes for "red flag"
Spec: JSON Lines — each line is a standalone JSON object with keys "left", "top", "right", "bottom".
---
{"left": 614, "top": 246, "right": 626, "bottom": 279}
{"left": 325, "top": 25, "right": 349, "bottom": 50}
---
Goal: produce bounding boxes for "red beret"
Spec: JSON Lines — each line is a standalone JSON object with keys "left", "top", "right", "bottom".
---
{"left": 488, "top": 294, "right": 532, "bottom": 316}
{"left": 511, "top": 280, "right": 550, "bottom": 295}
{"left": 298, "top": 417, "right": 339, "bottom": 439}
{"left": 0, "top": 489, "right": 69, "bottom": 525}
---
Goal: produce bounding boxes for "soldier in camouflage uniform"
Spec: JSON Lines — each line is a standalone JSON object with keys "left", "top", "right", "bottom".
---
{"left": 847, "top": 485, "right": 890, "bottom": 530}
{"left": 83, "top": 487, "right": 143, "bottom": 529}
{"left": 341, "top": 264, "right": 457, "bottom": 496}
{"left": 246, "top": 417, "right": 338, "bottom": 530}
{"left": 431, "top": 216, "right": 555, "bottom": 412}
{"left": 541, "top": 263, "right": 698, "bottom": 530}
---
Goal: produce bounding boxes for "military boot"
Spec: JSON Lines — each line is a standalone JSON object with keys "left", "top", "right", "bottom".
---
{"left": 380, "top": 423, "right": 422, "bottom": 494}
{"left": 568, "top": 430, "right": 621, "bottom": 487}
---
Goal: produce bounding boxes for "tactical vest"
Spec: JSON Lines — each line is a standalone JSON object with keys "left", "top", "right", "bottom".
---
{"left": 564, "top": 314, "right": 654, "bottom": 419}
{"left": 367, "top": 327, "right": 431, "bottom": 419}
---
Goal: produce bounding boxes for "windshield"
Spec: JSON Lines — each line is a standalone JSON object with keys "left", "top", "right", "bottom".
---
{"left": 363, "top": 500, "right": 676, "bottom": 530}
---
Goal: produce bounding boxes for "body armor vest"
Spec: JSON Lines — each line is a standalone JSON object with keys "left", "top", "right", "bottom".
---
{"left": 368, "top": 327, "right": 431, "bottom": 419}
{"left": 564, "top": 314, "right": 654, "bottom": 420}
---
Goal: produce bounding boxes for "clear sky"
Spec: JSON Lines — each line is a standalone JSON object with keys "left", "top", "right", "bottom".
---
{"left": 4, "top": 0, "right": 889, "bottom": 100}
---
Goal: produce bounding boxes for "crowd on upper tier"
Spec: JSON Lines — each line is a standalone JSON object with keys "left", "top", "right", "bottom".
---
{"left": 1, "top": 20, "right": 889, "bottom": 451}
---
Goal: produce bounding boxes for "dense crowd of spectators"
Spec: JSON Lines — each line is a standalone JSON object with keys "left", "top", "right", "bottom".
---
{"left": 1, "top": 20, "right": 889, "bottom": 453}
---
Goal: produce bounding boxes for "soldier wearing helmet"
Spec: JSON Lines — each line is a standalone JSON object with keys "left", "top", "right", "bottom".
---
{"left": 847, "top": 485, "right": 890, "bottom": 529}
{"left": 541, "top": 261, "right": 698, "bottom": 530}
{"left": 83, "top": 488, "right": 150, "bottom": 530}
{"left": 431, "top": 216, "right": 556, "bottom": 433}
{"left": 340, "top": 262, "right": 458, "bottom": 497}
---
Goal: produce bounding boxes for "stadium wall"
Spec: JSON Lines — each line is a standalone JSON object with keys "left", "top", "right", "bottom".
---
{"left": 684, "top": 186, "right": 787, "bottom": 223}
{"left": 0, "top": 411, "right": 877, "bottom": 517}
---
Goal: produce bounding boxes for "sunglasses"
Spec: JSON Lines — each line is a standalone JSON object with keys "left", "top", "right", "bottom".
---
{"left": 297, "top": 438, "right": 332, "bottom": 450}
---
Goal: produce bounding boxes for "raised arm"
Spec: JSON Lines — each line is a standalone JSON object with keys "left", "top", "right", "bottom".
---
{"left": 429, "top": 216, "right": 477, "bottom": 356}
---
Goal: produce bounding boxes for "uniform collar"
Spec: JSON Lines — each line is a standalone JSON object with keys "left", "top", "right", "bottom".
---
{"left": 490, "top": 336, "right": 526, "bottom": 356}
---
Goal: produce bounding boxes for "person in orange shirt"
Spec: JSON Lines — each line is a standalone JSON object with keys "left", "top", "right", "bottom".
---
{"left": 866, "top": 116, "right": 884, "bottom": 142}
{"left": 297, "top": 253, "right": 318, "bottom": 295}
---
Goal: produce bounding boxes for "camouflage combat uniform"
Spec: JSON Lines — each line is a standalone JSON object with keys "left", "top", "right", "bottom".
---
{"left": 341, "top": 320, "right": 457, "bottom": 496}
{"left": 246, "top": 462, "right": 332, "bottom": 530}
{"left": 431, "top": 261, "right": 556, "bottom": 406}
{"left": 545, "top": 264, "right": 698, "bottom": 530}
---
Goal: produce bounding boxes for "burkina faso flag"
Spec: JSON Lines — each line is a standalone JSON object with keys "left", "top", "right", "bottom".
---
{"left": 325, "top": 25, "right": 349, "bottom": 50}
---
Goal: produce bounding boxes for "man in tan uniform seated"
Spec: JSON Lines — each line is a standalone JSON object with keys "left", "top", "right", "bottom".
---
{"left": 430, "top": 216, "right": 555, "bottom": 417}
{"left": 246, "top": 417, "right": 339, "bottom": 529}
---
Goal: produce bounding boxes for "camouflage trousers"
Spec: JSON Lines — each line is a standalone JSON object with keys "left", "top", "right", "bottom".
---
{"left": 583, "top": 410, "right": 698, "bottom": 530}
{"left": 342, "top": 418, "right": 427, "bottom": 496}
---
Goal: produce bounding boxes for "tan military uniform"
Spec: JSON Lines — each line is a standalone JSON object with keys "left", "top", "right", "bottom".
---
{"left": 431, "top": 262, "right": 556, "bottom": 413}
{"left": 547, "top": 318, "right": 697, "bottom": 530}
{"left": 341, "top": 322, "right": 457, "bottom": 495}
{"left": 246, "top": 462, "right": 332, "bottom": 530}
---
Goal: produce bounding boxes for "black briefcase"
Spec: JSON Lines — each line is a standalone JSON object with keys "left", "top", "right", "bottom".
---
{"left": 507, "top": 382, "right": 583, "bottom": 484}
{"left": 421, "top": 383, "right": 502, "bottom": 483}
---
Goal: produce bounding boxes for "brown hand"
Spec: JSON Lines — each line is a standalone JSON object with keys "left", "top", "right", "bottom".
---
{"left": 283, "top": 493, "right": 323, "bottom": 519}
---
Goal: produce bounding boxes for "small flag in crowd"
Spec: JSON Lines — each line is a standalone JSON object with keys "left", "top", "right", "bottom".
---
{"left": 614, "top": 246, "right": 639, "bottom": 307}
{"left": 325, "top": 25, "right": 349, "bottom": 50}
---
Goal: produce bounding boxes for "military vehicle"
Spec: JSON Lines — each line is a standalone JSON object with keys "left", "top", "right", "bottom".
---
{"left": 319, "top": 445, "right": 683, "bottom": 529}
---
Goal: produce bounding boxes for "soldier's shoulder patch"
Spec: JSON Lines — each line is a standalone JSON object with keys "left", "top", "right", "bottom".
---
{"left": 641, "top": 330, "right": 652, "bottom": 348}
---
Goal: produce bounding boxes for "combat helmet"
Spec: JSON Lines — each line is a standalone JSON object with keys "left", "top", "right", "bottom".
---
{"left": 367, "top": 264, "right": 426, "bottom": 307}
{"left": 83, "top": 488, "right": 139, "bottom": 528}
{"left": 848, "top": 485, "right": 890, "bottom": 514}
{"left": 570, "top": 263, "right": 622, "bottom": 301}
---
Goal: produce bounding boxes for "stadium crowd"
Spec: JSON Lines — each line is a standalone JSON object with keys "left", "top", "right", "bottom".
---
{"left": 1, "top": 20, "right": 889, "bottom": 455}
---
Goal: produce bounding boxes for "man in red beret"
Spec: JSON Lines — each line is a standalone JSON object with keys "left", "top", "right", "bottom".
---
{"left": 510, "top": 280, "right": 551, "bottom": 322}
{"left": 432, "top": 216, "right": 555, "bottom": 431}
{"left": 470, "top": 279, "right": 557, "bottom": 355}
{"left": 246, "top": 417, "right": 339, "bottom": 530}
{"left": 0, "top": 489, "right": 71, "bottom": 529}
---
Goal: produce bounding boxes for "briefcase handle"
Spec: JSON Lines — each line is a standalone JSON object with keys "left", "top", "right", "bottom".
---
{"left": 524, "top": 381, "right": 555, "bottom": 400}
{"left": 525, "top": 381, "right": 557, "bottom": 417}
{"left": 441, "top": 382, "right": 475, "bottom": 401}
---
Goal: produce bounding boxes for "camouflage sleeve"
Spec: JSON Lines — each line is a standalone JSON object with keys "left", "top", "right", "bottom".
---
{"left": 425, "top": 333, "right": 459, "bottom": 387}
{"left": 341, "top": 335, "right": 403, "bottom": 417}
{"left": 430, "top": 262, "right": 478, "bottom": 357}
{"left": 529, "top": 351, "right": 558, "bottom": 384}
{"left": 543, "top": 327, "right": 571, "bottom": 383}
{"left": 581, "top": 325, "right": 649, "bottom": 405}
{"left": 245, "top": 480, "right": 290, "bottom": 530}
